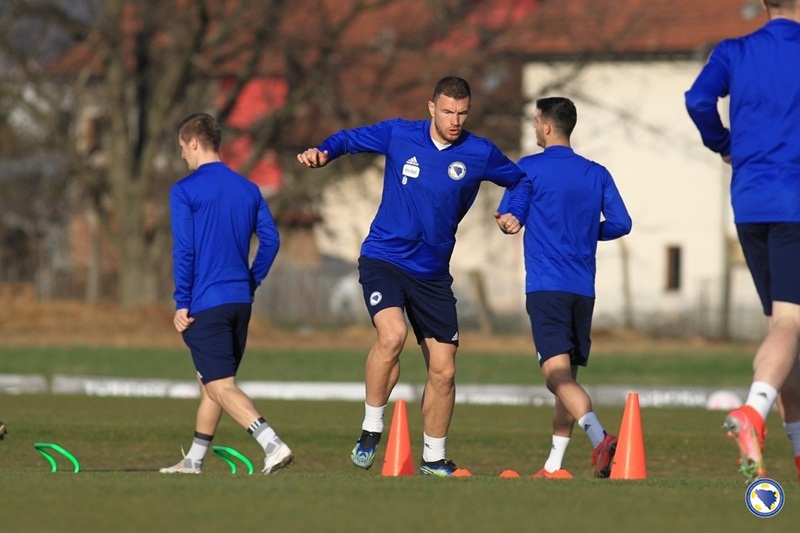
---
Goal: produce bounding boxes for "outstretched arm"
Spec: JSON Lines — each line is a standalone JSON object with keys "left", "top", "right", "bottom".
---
{"left": 297, "top": 119, "right": 398, "bottom": 169}
{"left": 297, "top": 148, "right": 330, "bottom": 168}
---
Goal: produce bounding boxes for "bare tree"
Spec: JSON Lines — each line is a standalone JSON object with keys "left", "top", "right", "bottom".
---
{"left": 0, "top": 0, "right": 525, "bottom": 307}
{"left": 0, "top": 3, "right": 76, "bottom": 297}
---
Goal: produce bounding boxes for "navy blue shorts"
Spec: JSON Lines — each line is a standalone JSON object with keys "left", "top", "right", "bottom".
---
{"left": 358, "top": 256, "right": 459, "bottom": 345}
{"left": 526, "top": 291, "right": 594, "bottom": 367}
{"left": 737, "top": 223, "right": 800, "bottom": 315}
{"left": 181, "top": 303, "right": 252, "bottom": 384}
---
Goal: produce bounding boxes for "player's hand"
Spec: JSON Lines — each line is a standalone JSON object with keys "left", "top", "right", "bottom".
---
{"left": 494, "top": 212, "right": 521, "bottom": 234}
{"left": 297, "top": 148, "right": 329, "bottom": 168}
{"left": 174, "top": 308, "right": 194, "bottom": 333}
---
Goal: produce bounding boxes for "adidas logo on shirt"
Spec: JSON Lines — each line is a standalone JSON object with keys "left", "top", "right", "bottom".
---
{"left": 402, "top": 156, "right": 421, "bottom": 184}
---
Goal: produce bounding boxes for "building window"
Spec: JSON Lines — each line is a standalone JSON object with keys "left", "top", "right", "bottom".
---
{"left": 666, "top": 246, "right": 681, "bottom": 291}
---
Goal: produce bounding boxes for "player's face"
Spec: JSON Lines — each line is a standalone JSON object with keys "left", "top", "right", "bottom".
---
{"left": 179, "top": 136, "right": 198, "bottom": 170}
{"left": 533, "top": 109, "right": 546, "bottom": 148}
{"left": 428, "top": 95, "right": 470, "bottom": 144}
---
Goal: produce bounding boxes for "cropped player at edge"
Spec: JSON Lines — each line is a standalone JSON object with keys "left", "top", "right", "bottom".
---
{"left": 499, "top": 97, "right": 632, "bottom": 479}
{"left": 297, "top": 76, "right": 531, "bottom": 477}
{"left": 685, "top": 0, "right": 800, "bottom": 483}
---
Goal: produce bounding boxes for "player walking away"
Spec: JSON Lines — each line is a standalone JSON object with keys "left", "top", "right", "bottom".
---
{"left": 297, "top": 76, "right": 531, "bottom": 476}
{"left": 162, "top": 113, "right": 293, "bottom": 475}
{"left": 498, "top": 97, "right": 632, "bottom": 479}
{"left": 685, "top": 0, "right": 800, "bottom": 483}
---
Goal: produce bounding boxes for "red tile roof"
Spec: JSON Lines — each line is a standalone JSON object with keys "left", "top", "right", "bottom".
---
{"left": 496, "top": 0, "right": 766, "bottom": 56}
{"left": 50, "top": 1, "right": 768, "bottom": 75}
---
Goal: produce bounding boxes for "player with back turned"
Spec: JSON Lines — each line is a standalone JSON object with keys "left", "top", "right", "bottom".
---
{"left": 162, "top": 113, "right": 293, "bottom": 475}
{"left": 499, "top": 97, "right": 632, "bottom": 479}
{"left": 685, "top": 0, "right": 800, "bottom": 482}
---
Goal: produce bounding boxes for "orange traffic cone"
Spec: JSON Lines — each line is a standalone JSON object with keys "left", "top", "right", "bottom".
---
{"left": 610, "top": 392, "right": 647, "bottom": 479}
{"left": 382, "top": 400, "right": 414, "bottom": 476}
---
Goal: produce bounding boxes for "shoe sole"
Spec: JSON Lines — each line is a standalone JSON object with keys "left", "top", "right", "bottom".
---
{"left": 263, "top": 453, "right": 294, "bottom": 475}
{"left": 350, "top": 446, "right": 377, "bottom": 470}
{"left": 419, "top": 467, "right": 455, "bottom": 477}
{"left": 723, "top": 416, "right": 765, "bottom": 481}
{"left": 351, "top": 457, "right": 375, "bottom": 470}
{"left": 159, "top": 468, "right": 201, "bottom": 474}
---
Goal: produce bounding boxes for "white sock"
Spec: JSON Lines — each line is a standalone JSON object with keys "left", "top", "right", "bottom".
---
{"left": 185, "top": 433, "right": 212, "bottom": 465}
{"left": 745, "top": 382, "right": 777, "bottom": 421}
{"left": 422, "top": 433, "right": 446, "bottom": 462}
{"left": 543, "top": 435, "right": 571, "bottom": 472}
{"left": 578, "top": 412, "right": 606, "bottom": 448}
{"left": 785, "top": 420, "right": 800, "bottom": 456}
{"left": 362, "top": 402, "right": 386, "bottom": 433}
{"left": 250, "top": 418, "right": 284, "bottom": 455}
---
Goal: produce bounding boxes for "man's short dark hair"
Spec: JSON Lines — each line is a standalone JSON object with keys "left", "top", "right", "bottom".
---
{"left": 536, "top": 97, "right": 577, "bottom": 138}
{"left": 177, "top": 113, "right": 222, "bottom": 152}
{"left": 432, "top": 76, "right": 471, "bottom": 102}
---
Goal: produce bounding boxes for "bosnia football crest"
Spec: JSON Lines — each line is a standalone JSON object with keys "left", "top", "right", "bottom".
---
{"left": 369, "top": 291, "right": 383, "bottom": 306}
{"left": 448, "top": 161, "right": 466, "bottom": 180}
{"left": 745, "top": 478, "right": 784, "bottom": 517}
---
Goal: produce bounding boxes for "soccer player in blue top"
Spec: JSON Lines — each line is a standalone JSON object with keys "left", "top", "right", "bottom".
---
{"left": 499, "top": 97, "right": 631, "bottom": 479}
{"left": 162, "top": 113, "right": 293, "bottom": 475}
{"left": 297, "top": 76, "right": 531, "bottom": 476}
{"left": 685, "top": 0, "right": 800, "bottom": 483}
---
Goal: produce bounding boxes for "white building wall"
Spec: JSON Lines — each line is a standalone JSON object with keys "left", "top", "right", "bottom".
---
{"left": 523, "top": 61, "right": 763, "bottom": 334}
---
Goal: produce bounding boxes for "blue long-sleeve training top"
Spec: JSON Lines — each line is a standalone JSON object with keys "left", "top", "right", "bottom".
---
{"left": 170, "top": 161, "right": 280, "bottom": 313}
{"left": 319, "top": 118, "right": 531, "bottom": 280}
{"left": 685, "top": 18, "right": 800, "bottom": 223}
{"left": 499, "top": 146, "right": 631, "bottom": 297}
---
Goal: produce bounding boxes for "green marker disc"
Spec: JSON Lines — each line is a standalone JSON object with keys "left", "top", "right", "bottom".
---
{"left": 212, "top": 445, "right": 254, "bottom": 475}
{"left": 34, "top": 442, "right": 80, "bottom": 473}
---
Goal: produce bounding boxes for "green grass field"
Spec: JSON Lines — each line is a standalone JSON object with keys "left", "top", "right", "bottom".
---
{"left": 1, "top": 344, "right": 798, "bottom": 531}
{"left": 0, "top": 343, "right": 756, "bottom": 385}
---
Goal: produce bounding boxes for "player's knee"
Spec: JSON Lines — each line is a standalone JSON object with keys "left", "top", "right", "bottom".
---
{"left": 545, "top": 379, "right": 562, "bottom": 396}
{"left": 545, "top": 373, "right": 575, "bottom": 395}
{"left": 203, "top": 379, "right": 234, "bottom": 403}
{"left": 428, "top": 364, "right": 456, "bottom": 389}
{"left": 376, "top": 327, "right": 406, "bottom": 354}
{"left": 204, "top": 386, "right": 223, "bottom": 403}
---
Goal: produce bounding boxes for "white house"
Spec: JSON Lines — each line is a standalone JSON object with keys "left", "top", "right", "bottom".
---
{"left": 504, "top": 0, "right": 768, "bottom": 339}
{"left": 521, "top": 61, "right": 763, "bottom": 338}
